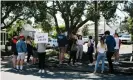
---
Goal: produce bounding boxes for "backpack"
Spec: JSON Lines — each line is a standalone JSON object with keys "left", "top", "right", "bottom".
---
{"left": 87, "top": 39, "right": 94, "bottom": 54}
{"left": 71, "top": 43, "right": 78, "bottom": 51}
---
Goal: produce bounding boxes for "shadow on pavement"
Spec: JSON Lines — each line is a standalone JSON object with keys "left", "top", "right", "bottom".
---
{"left": 1, "top": 52, "right": 133, "bottom": 79}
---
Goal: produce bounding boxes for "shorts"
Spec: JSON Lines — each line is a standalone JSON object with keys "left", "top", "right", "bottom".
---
{"left": 114, "top": 49, "right": 119, "bottom": 54}
{"left": 33, "top": 51, "right": 38, "bottom": 58}
{"left": 17, "top": 53, "right": 25, "bottom": 60}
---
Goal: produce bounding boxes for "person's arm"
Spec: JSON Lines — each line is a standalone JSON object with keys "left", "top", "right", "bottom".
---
{"left": 105, "top": 44, "right": 107, "bottom": 52}
{"left": 113, "top": 37, "right": 116, "bottom": 47}
{"left": 87, "top": 40, "right": 90, "bottom": 47}
{"left": 22, "top": 42, "right": 27, "bottom": 53}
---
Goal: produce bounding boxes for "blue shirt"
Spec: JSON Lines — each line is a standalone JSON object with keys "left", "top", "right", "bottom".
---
{"left": 105, "top": 35, "right": 116, "bottom": 52}
{"left": 16, "top": 40, "right": 27, "bottom": 53}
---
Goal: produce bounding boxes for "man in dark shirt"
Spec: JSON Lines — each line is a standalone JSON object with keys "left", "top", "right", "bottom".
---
{"left": 104, "top": 31, "right": 116, "bottom": 73}
{"left": 57, "top": 31, "right": 67, "bottom": 64}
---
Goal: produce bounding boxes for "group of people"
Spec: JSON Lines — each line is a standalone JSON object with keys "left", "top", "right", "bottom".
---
{"left": 11, "top": 30, "right": 121, "bottom": 74}
{"left": 11, "top": 35, "right": 46, "bottom": 73}
{"left": 57, "top": 30, "right": 121, "bottom": 73}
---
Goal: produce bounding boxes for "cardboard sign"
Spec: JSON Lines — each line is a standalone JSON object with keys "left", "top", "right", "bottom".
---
{"left": 34, "top": 33, "right": 48, "bottom": 43}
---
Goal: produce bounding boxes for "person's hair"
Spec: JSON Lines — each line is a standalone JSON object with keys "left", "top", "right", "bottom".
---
{"left": 27, "top": 36, "right": 31, "bottom": 40}
{"left": 100, "top": 37, "right": 105, "bottom": 47}
{"left": 115, "top": 33, "right": 118, "bottom": 37}
{"left": 78, "top": 35, "right": 82, "bottom": 40}
{"left": 104, "top": 31, "right": 110, "bottom": 35}
{"left": 89, "top": 36, "right": 92, "bottom": 39}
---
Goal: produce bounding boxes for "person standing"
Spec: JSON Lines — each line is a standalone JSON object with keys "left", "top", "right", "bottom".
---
{"left": 26, "top": 36, "right": 33, "bottom": 64}
{"left": 76, "top": 35, "right": 84, "bottom": 62}
{"left": 16, "top": 35, "right": 27, "bottom": 70}
{"left": 68, "top": 34, "right": 78, "bottom": 65}
{"left": 87, "top": 36, "right": 94, "bottom": 64}
{"left": 37, "top": 43, "right": 46, "bottom": 73}
{"left": 94, "top": 37, "right": 107, "bottom": 73}
{"left": 114, "top": 33, "right": 121, "bottom": 64}
{"left": 104, "top": 31, "right": 116, "bottom": 73}
{"left": 57, "top": 31, "right": 67, "bottom": 64}
{"left": 11, "top": 36, "right": 18, "bottom": 69}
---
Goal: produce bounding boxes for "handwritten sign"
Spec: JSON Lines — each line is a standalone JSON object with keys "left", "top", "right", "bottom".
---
{"left": 34, "top": 33, "right": 48, "bottom": 43}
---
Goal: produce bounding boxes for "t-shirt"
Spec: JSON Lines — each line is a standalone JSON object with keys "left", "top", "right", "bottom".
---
{"left": 97, "top": 43, "right": 106, "bottom": 53}
{"left": 77, "top": 40, "right": 84, "bottom": 45}
{"left": 37, "top": 43, "right": 46, "bottom": 53}
{"left": 57, "top": 34, "right": 67, "bottom": 47}
{"left": 114, "top": 37, "right": 120, "bottom": 49}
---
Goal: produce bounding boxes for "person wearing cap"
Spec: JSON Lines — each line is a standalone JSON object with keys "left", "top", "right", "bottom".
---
{"left": 11, "top": 35, "right": 18, "bottom": 69}
{"left": 16, "top": 35, "right": 27, "bottom": 70}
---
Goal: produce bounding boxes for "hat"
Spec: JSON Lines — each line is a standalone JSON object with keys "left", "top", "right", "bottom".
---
{"left": 19, "top": 35, "right": 24, "bottom": 39}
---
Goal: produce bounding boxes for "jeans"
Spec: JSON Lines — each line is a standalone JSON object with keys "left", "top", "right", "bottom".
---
{"left": 94, "top": 52, "right": 105, "bottom": 71}
{"left": 76, "top": 45, "right": 83, "bottom": 59}
{"left": 38, "top": 52, "right": 46, "bottom": 69}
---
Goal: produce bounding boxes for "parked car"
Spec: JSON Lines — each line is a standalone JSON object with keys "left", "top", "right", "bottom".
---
{"left": 82, "top": 36, "right": 89, "bottom": 43}
{"left": 119, "top": 34, "right": 131, "bottom": 44}
{"left": 47, "top": 38, "right": 58, "bottom": 48}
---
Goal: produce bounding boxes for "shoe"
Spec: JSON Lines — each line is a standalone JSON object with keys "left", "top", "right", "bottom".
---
{"left": 42, "top": 70, "right": 45, "bottom": 73}
{"left": 38, "top": 69, "right": 42, "bottom": 73}
{"left": 59, "top": 61, "right": 62, "bottom": 65}
{"left": 93, "top": 71, "right": 96, "bottom": 73}
{"left": 20, "top": 69, "right": 23, "bottom": 72}
{"left": 115, "top": 62, "right": 119, "bottom": 64}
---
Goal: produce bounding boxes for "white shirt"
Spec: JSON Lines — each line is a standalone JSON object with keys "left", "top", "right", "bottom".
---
{"left": 114, "top": 37, "right": 120, "bottom": 49}
{"left": 77, "top": 40, "right": 84, "bottom": 45}
{"left": 97, "top": 43, "right": 107, "bottom": 53}
{"left": 37, "top": 43, "right": 46, "bottom": 53}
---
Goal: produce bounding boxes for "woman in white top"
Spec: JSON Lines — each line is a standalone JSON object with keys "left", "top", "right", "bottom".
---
{"left": 94, "top": 37, "right": 107, "bottom": 73}
{"left": 36, "top": 43, "right": 46, "bottom": 73}
{"left": 114, "top": 33, "right": 121, "bottom": 64}
{"left": 76, "top": 35, "right": 84, "bottom": 61}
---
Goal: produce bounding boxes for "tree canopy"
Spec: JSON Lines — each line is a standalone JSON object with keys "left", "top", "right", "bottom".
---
{"left": 1, "top": 1, "right": 125, "bottom": 36}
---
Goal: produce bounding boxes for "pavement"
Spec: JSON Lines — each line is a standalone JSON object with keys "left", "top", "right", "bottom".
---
{"left": 1, "top": 44, "right": 133, "bottom": 80}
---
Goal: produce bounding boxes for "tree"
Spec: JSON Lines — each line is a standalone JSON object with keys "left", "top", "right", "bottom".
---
{"left": 124, "top": 1, "right": 133, "bottom": 41}
{"left": 1, "top": 1, "right": 31, "bottom": 29}
{"left": 82, "top": 25, "right": 89, "bottom": 36}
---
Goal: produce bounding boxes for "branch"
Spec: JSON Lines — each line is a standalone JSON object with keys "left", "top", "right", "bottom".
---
{"left": 1, "top": 14, "right": 23, "bottom": 29}
{"left": 117, "top": 7, "right": 127, "bottom": 17}
{"left": 74, "top": 18, "right": 90, "bottom": 32}
{"left": 1, "top": 8, "right": 12, "bottom": 23}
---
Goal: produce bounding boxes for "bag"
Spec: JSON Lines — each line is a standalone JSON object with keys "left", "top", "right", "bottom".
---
{"left": 71, "top": 43, "right": 78, "bottom": 51}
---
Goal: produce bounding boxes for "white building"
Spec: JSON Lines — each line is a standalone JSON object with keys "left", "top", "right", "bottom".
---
{"left": 78, "top": 16, "right": 119, "bottom": 36}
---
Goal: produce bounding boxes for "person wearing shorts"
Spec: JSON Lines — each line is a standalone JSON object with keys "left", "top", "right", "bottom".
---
{"left": 16, "top": 35, "right": 27, "bottom": 70}
{"left": 11, "top": 36, "right": 18, "bottom": 69}
{"left": 114, "top": 33, "right": 121, "bottom": 64}
{"left": 57, "top": 31, "right": 67, "bottom": 64}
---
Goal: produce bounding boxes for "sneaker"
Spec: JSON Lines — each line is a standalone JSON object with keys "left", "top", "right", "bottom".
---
{"left": 38, "top": 69, "right": 42, "bottom": 73}
{"left": 42, "top": 70, "right": 45, "bottom": 73}
{"left": 93, "top": 71, "right": 96, "bottom": 73}
{"left": 115, "top": 62, "right": 119, "bottom": 64}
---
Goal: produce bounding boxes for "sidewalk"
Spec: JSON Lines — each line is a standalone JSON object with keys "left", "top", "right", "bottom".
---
{"left": 1, "top": 49, "right": 133, "bottom": 80}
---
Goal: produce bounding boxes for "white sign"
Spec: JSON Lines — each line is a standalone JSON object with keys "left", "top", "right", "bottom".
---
{"left": 34, "top": 33, "right": 48, "bottom": 43}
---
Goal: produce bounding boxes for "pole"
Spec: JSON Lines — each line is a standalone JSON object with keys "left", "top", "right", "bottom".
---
{"left": 94, "top": 1, "right": 98, "bottom": 48}
{"left": 104, "top": 17, "right": 106, "bottom": 32}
